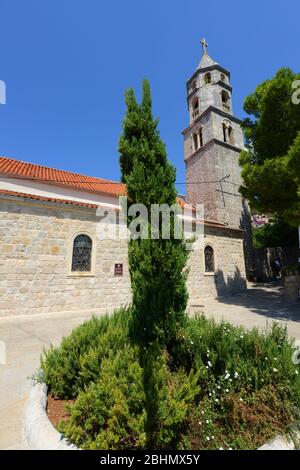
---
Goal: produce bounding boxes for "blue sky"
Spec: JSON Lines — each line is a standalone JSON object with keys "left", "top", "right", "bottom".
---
{"left": 0, "top": 0, "right": 299, "bottom": 193}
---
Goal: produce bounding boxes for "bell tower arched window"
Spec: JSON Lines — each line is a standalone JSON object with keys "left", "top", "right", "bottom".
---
{"left": 204, "top": 72, "right": 211, "bottom": 84}
{"left": 222, "top": 120, "right": 234, "bottom": 144}
{"left": 71, "top": 234, "right": 92, "bottom": 272}
{"left": 221, "top": 90, "right": 229, "bottom": 103}
{"left": 192, "top": 97, "right": 199, "bottom": 119}
{"left": 221, "top": 90, "right": 230, "bottom": 111}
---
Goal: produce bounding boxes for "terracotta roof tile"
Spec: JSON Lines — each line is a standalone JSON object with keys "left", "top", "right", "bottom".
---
{"left": 0, "top": 156, "right": 125, "bottom": 197}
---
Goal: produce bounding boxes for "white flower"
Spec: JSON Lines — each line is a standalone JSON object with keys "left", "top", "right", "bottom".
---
{"left": 265, "top": 357, "right": 268, "bottom": 361}
{"left": 208, "top": 361, "right": 212, "bottom": 367}
{"left": 273, "top": 368, "right": 278, "bottom": 372}
{"left": 206, "top": 366, "right": 209, "bottom": 369}
{"left": 209, "top": 393, "right": 212, "bottom": 397}
{"left": 295, "top": 370, "right": 299, "bottom": 375}
{"left": 211, "top": 436, "right": 215, "bottom": 440}
{"left": 190, "top": 341, "right": 194, "bottom": 345}
{"left": 206, "top": 419, "right": 210, "bottom": 424}
{"left": 217, "top": 385, "right": 221, "bottom": 389}
{"left": 219, "top": 447, "right": 224, "bottom": 450}
{"left": 198, "top": 421, "right": 202, "bottom": 425}
{"left": 239, "top": 397, "right": 243, "bottom": 402}
{"left": 201, "top": 411, "right": 205, "bottom": 415}
{"left": 206, "top": 436, "right": 210, "bottom": 441}
{"left": 229, "top": 378, "right": 232, "bottom": 382}
{"left": 234, "top": 372, "right": 239, "bottom": 379}
{"left": 225, "top": 373, "right": 230, "bottom": 380}
{"left": 225, "top": 388, "right": 229, "bottom": 393}
{"left": 274, "top": 357, "right": 277, "bottom": 361}
{"left": 215, "top": 398, "right": 219, "bottom": 403}
{"left": 229, "top": 447, "right": 233, "bottom": 450}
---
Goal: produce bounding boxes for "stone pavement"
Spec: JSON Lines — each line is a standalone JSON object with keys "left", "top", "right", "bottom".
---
{"left": 0, "top": 310, "right": 100, "bottom": 450}
{"left": 203, "top": 282, "right": 300, "bottom": 340}
{"left": 0, "top": 282, "right": 299, "bottom": 450}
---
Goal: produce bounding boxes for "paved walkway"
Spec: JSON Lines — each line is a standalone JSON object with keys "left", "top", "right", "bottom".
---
{"left": 0, "top": 310, "right": 99, "bottom": 450}
{"left": 0, "top": 282, "right": 299, "bottom": 450}
{"left": 203, "top": 282, "right": 300, "bottom": 339}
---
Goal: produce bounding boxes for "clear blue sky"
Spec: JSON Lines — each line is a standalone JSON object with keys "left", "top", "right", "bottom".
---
{"left": 0, "top": 0, "right": 299, "bottom": 193}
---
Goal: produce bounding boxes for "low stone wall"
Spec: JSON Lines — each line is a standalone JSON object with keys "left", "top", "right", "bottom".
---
{"left": 284, "top": 275, "right": 300, "bottom": 303}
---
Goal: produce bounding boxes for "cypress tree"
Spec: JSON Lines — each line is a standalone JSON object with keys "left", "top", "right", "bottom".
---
{"left": 119, "top": 80, "right": 188, "bottom": 347}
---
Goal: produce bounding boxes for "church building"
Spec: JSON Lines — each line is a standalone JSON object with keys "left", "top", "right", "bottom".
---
{"left": 0, "top": 42, "right": 249, "bottom": 318}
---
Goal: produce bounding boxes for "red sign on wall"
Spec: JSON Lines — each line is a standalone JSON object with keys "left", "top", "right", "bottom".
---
{"left": 114, "top": 263, "right": 123, "bottom": 276}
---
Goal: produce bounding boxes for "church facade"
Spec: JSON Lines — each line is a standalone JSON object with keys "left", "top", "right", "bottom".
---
{"left": 0, "top": 43, "right": 248, "bottom": 318}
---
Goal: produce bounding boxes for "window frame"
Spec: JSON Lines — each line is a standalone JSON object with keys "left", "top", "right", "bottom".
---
{"left": 68, "top": 231, "right": 96, "bottom": 277}
{"left": 204, "top": 72, "right": 212, "bottom": 84}
{"left": 203, "top": 244, "right": 216, "bottom": 275}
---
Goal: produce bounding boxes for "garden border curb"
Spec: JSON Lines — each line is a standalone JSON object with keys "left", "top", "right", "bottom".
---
{"left": 258, "top": 435, "right": 295, "bottom": 450}
{"left": 25, "top": 376, "right": 299, "bottom": 451}
{"left": 25, "top": 379, "right": 79, "bottom": 450}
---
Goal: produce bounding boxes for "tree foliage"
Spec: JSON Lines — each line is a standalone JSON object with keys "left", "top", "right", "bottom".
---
{"left": 119, "top": 80, "right": 188, "bottom": 346}
{"left": 252, "top": 217, "right": 298, "bottom": 249}
{"left": 239, "top": 68, "right": 300, "bottom": 226}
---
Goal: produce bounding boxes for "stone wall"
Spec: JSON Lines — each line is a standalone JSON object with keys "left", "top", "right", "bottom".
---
{"left": 0, "top": 199, "right": 131, "bottom": 317}
{"left": 185, "top": 141, "right": 248, "bottom": 228}
{"left": 0, "top": 198, "right": 247, "bottom": 317}
{"left": 186, "top": 225, "right": 246, "bottom": 312}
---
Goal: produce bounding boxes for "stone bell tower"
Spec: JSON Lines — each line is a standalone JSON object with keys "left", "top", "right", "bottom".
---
{"left": 183, "top": 39, "right": 248, "bottom": 230}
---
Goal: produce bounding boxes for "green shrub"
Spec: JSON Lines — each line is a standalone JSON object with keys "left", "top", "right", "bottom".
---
{"left": 58, "top": 343, "right": 199, "bottom": 450}
{"left": 41, "top": 308, "right": 132, "bottom": 398}
{"left": 41, "top": 311, "right": 300, "bottom": 450}
{"left": 58, "top": 345, "right": 146, "bottom": 450}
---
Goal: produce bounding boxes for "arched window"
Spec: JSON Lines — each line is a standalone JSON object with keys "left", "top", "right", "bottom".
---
{"left": 192, "top": 97, "right": 199, "bottom": 119}
{"left": 221, "top": 90, "right": 230, "bottom": 104}
{"left": 191, "top": 79, "right": 197, "bottom": 90}
{"left": 204, "top": 245, "right": 215, "bottom": 273}
{"left": 222, "top": 120, "right": 233, "bottom": 144}
{"left": 220, "top": 73, "right": 226, "bottom": 82}
{"left": 193, "top": 133, "right": 199, "bottom": 151}
{"left": 71, "top": 234, "right": 92, "bottom": 272}
{"left": 222, "top": 123, "right": 227, "bottom": 142}
{"left": 204, "top": 72, "right": 211, "bottom": 84}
